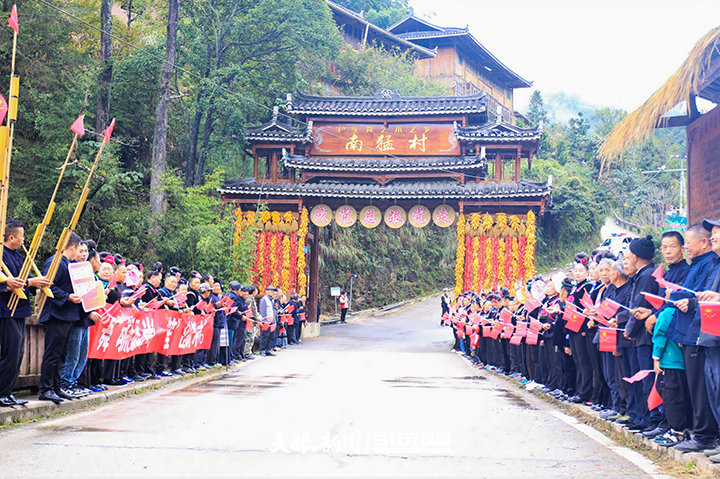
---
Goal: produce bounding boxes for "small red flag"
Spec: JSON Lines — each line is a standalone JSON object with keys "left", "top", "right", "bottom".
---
{"left": 656, "top": 277, "right": 682, "bottom": 292}
{"left": 107, "top": 273, "right": 117, "bottom": 290}
{"left": 563, "top": 304, "right": 585, "bottom": 333}
{"left": 529, "top": 318, "right": 542, "bottom": 333}
{"left": 598, "top": 327, "right": 617, "bottom": 352}
{"left": 524, "top": 295, "right": 542, "bottom": 311}
{"left": 7, "top": 5, "right": 18, "bottom": 34}
{"left": 593, "top": 315, "right": 612, "bottom": 327}
{"left": 285, "top": 304, "right": 295, "bottom": 313}
{"left": 515, "top": 321, "right": 528, "bottom": 337}
{"left": 173, "top": 291, "right": 188, "bottom": 307}
{"left": 642, "top": 292, "right": 667, "bottom": 310}
{"left": 595, "top": 299, "right": 621, "bottom": 318}
{"left": 228, "top": 306, "right": 238, "bottom": 315}
{"left": 70, "top": 114, "right": 85, "bottom": 136}
{"left": 0, "top": 94, "right": 7, "bottom": 124}
{"left": 580, "top": 291, "right": 595, "bottom": 312}
{"left": 651, "top": 264, "right": 664, "bottom": 281}
{"left": 144, "top": 297, "right": 161, "bottom": 311}
{"left": 500, "top": 309, "right": 512, "bottom": 323}
{"left": 509, "top": 334, "right": 523, "bottom": 345}
{"left": 526, "top": 330, "right": 539, "bottom": 345}
{"left": 103, "top": 118, "right": 116, "bottom": 142}
{"left": 482, "top": 325, "right": 492, "bottom": 338}
{"left": 623, "top": 369, "right": 653, "bottom": 383}
{"left": 501, "top": 324, "right": 514, "bottom": 339}
{"left": 490, "top": 322, "right": 503, "bottom": 340}
{"left": 245, "top": 318, "right": 254, "bottom": 330}
{"left": 128, "top": 284, "right": 147, "bottom": 302}
{"left": 218, "top": 295, "right": 233, "bottom": 307}
{"left": 648, "top": 377, "right": 663, "bottom": 410}
{"left": 100, "top": 301, "right": 122, "bottom": 319}
{"left": 700, "top": 302, "right": 720, "bottom": 337}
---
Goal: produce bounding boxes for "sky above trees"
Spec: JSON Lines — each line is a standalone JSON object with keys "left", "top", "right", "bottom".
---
{"left": 408, "top": 0, "right": 720, "bottom": 113}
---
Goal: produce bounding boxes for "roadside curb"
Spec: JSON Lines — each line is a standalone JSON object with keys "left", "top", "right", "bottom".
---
{"left": 0, "top": 364, "right": 244, "bottom": 427}
{"left": 476, "top": 362, "right": 720, "bottom": 477}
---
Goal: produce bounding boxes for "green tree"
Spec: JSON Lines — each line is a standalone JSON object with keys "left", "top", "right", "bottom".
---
{"left": 526, "top": 90, "right": 548, "bottom": 126}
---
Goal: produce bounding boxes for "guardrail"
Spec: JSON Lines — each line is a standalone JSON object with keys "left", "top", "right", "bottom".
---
{"left": 612, "top": 211, "right": 642, "bottom": 234}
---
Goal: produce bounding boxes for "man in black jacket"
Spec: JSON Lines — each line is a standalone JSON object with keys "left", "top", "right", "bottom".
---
{"left": 0, "top": 219, "right": 51, "bottom": 406}
{"left": 38, "top": 232, "right": 83, "bottom": 404}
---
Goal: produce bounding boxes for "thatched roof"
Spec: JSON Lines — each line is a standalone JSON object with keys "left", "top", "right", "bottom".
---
{"left": 598, "top": 25, "right": 720, "bottom": 172}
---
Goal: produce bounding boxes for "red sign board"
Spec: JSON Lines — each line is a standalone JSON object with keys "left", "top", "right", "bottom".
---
{"left": 688, "top": 105, "right": 720, "bottom": 226}
{"left": 310, "top": 123, "right": 459, "bottom": 156}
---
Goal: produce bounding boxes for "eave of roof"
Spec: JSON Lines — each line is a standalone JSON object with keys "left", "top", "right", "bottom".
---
{"left": 454, "top": 120, "right": 542, "bottom": 142}
{"left": 388, "top": 14, "right": 532, "bottom": 90}
{"left": 287, "top": 89, "right": 488, "bottom": 117}
{"left": 282, "top": 153, "right": 485, "bottom": 172}
{"left": 219, "top": 178, "right": 552, "bottom": 200}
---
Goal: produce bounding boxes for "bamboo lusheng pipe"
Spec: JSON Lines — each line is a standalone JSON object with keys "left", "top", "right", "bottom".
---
{"left": 7, "top": 131, "right": 82, "bottom": 313}
{"left": 0, "top": 21, "right": 23, "bottom": 299}
{"left": 35, "top": 120, "right": 114, "bottom": 318}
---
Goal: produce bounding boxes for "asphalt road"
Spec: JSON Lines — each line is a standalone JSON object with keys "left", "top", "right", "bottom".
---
{"left": 0, "top": 296, "right": 667, "bottom": 478}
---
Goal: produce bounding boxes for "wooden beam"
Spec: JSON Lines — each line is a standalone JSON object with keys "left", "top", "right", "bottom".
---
{"left": 271, "top": 150, "right": 278, "bottom": 182}
{"left": 307, "top": 224, "right": 320, "bottom": 323}
{"left": 253, "top": 154, "right": 259, "bottom": 179}
{"left": 515, "top": 146, "right": 521, "bottom": 182}
{"left": 656, "top": 115, "right": 693, "bottom": 129}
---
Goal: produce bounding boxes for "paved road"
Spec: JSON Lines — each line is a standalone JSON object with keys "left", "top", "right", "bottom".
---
{"left": 0, "top": 297, "right": 666, "bottom": 477}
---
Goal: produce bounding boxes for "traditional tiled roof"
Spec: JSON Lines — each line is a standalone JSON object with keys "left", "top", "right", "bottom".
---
{"left": 219, "top": 177, "right": 552, "bottom": 200}
{"left": 286, "top": 89, "right": 487, "bottom": 117}
{"left": 326, "top": 1, "right": 436, "bottom": 60}
{"left": 454, "top": 120, "right": 542, "bottom": 142}
{"left": 282, "top": 152, "right": 484, "bottom": 172}
{"left": 245, "top": 106, "right": 313, "bottom": 143}
{"left": 387, "top": 15, "right": 532, "bottom": 89}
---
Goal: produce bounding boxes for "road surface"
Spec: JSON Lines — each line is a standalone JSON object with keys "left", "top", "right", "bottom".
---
{"left": 0, "top": 296, "right": 667, "bottom": 477}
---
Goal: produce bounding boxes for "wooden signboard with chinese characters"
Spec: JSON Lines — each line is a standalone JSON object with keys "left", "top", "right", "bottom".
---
{"left": 687, "top": 105, "right": 720, "bottom": 226}
{"left": 311, "top": 123, "right": 459, "bottom": 156}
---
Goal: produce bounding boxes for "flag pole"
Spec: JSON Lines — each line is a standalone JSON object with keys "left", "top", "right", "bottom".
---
{"left": 35, "top": 119, "right": 115, "bottom": 318}
{"left": 8, "top": 111, "right": 88, "bottom": 314}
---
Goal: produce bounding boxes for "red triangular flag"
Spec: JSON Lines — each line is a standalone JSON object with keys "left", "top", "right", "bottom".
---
{"left": 648, "top": 377, "right": 663, "bottom": 410}
{"left": 103, "top": 118, "right": 116, "bottom": 142}
{"left": 7, "top": 5, "right": 17, "bottom": 34}
{"left": 700, "top": 302, "right": 720, "bottom": 337}
{"left": 70, "top": 114, "right": 85, "bottom": 136}
{"left": 0, "top": 94, "right": 7, "bottom": 124}
{"left": 598, "top": 327, "right": 617, "bottom": 352}
{"left": 642, "top": 292, "right": 667, "bottom": 310}
{"left": 651, "top": 264, "right": 664, "bottom": 281}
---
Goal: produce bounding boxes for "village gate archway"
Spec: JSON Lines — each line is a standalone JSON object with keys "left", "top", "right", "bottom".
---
{"left": 219, "top": 90, "right": 552, "bottom": 322}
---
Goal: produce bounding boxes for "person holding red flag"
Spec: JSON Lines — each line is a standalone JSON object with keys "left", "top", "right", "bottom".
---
{"left": 566, "top": 253, "right": 595, "bottom": 405}
{"left": 689, "top": 218, "right": 720, "bottom": 461}
{"left": 538, "top": 273, "right": 570, "bottom": 401}
{"left": 657, "top": 224, "right": 719, "bottom": 452}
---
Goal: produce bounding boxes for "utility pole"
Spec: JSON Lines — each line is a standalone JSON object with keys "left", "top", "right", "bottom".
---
{"left": 642, "top": 160, "right": 687, "bottom": 217}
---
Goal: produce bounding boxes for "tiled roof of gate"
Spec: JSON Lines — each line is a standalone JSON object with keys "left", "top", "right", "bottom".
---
{"left": 219, "top": 178, "right": 552, "bottom": 200}
{"left": 286, "top": 89, "right": 487, "bottom": 117}
{"left": 282, "top": 153, "right": 484, "bottom": 172}
{"left": 454, "top": 121, "right": 542, "bottom": 142}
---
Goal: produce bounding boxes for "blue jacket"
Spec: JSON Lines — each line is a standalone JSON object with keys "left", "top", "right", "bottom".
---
{"left": 668, "top": 250, "right": 718, "bottom": 345}
{"left": 697, "top": 257, "right": 720, "bottom": 348}
{"left": 652, "top": 307, "right": 685, "bottom": 370}
{"left": 39, "top": 254, "right": 79, "bottom": 323}
{"left": 211, "top": 292, "right": 226, "bottom": 328}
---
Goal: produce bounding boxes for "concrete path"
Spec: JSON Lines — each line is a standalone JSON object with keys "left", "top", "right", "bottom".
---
{"left": 0, "top": 296, "right": 667, "bottom": 477}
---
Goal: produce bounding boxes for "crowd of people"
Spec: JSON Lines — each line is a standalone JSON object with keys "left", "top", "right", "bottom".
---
{"left": 444, "top": 218, "right": 720, "bottom": 461}
{"left": 0, "top": 220, "right": 307, "bottom": 407}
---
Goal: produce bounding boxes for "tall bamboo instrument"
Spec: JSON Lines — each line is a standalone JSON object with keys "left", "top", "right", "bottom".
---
{"left": 35, "top": 118, "right": 115, "bottom": 318}
{"left": 0, "top": 5, "right": 26, "bottom": 300}
{"left": 6, "top": 114, "right": 89, "bottom": 313}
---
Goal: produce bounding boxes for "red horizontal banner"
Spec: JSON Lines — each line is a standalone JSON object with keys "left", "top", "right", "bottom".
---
{"left": 88, "top": 308, "right": 214, "bottom": 360}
